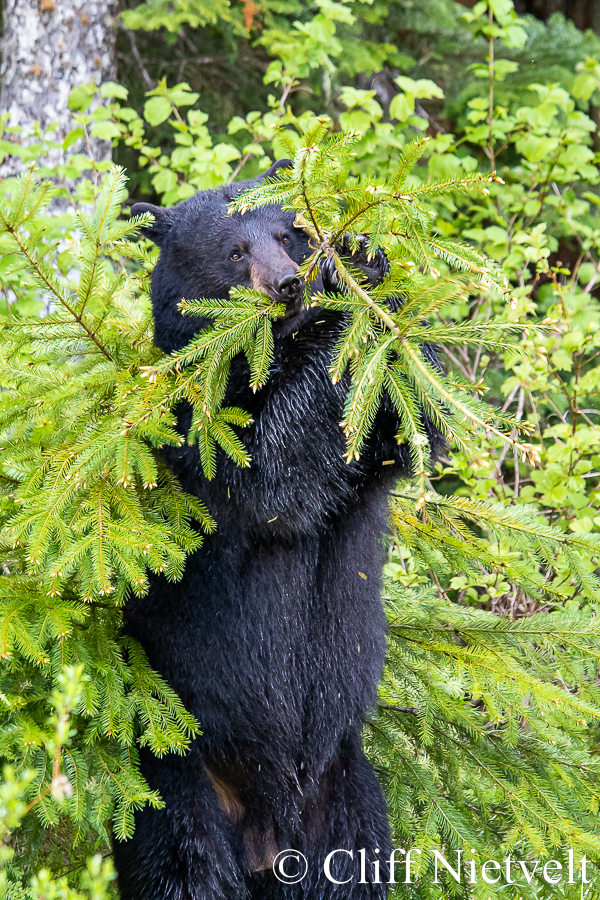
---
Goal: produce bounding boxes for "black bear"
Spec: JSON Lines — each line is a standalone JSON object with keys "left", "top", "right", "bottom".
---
{"left": 116, "top": 160, "right": 439, "bottom": 899}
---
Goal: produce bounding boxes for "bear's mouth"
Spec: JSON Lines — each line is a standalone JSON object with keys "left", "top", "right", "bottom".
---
{"left": 281, "top": 293, "right": 305, "bottom": 319}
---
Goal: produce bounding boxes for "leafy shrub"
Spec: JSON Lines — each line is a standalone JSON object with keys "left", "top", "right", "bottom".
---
{"left": 2, "top": 0, "right": 600, "bottom": 897}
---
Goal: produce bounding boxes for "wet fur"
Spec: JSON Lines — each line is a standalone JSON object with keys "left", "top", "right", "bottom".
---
{"left": 115, "top": 165, "right": 441, "bottom": 899}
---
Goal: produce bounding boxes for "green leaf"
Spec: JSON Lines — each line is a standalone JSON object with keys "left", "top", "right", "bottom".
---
{"left": 100, "top": 82, "right": 129, "bottom": 100}
{"left": 389, "top": 93, "right": 414, "bottom": 122}
{"left": 572, "top": 73, "right": 598, "bottom": 101}
{"left": 68, "top": 86, "right": 95, "bottom": 112}
{"left": 63, "top": 128, "right": 85, "bottom": 150}
{"left": 91, "top": 121, "right": 123, "bottom": 141}
{"left": 143, "top": 96, "right": 173, "bottom": 126}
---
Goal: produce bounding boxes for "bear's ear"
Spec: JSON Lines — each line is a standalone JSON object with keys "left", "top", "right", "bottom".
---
{"left": 130, "top": 202, "right": 174, "bottom": 247}
{"left": 261, "top": 158, "right": 292, "bottom": 180}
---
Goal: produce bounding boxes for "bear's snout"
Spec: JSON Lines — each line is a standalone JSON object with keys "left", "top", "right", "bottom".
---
{"left": 274, "top": 272, "right": 305, "bottom": 317}
{"left": 275, "top": 273, "right": 304, "bottom": 299}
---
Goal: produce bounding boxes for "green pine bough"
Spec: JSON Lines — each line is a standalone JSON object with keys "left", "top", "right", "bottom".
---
{"left": 0, "top": 129, "right": 599, "bottom": 897}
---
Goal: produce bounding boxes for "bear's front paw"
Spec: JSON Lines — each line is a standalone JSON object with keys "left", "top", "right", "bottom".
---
{"left": 319, "top": 255, "right": 341, "bottom": 295}
{"left": 341, "top": 234, "right": 391, "bottom": 286}
{"left": 320, "top": 235, "right": 391, "bottom": 295}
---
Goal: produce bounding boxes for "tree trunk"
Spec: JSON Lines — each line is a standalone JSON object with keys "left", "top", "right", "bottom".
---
{"left": 0, "top": 0, "right": 119, "bottom": 175}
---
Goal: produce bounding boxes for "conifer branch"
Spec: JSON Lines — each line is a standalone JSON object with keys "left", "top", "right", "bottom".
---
{"left": 0, "top": 219, "right": 112, "bottom": 361}
{"left": 399, "top": 339, "right": 539, "bottom": 464}
{"left": 330, "top": 251, "right": 400, "bottom": 334}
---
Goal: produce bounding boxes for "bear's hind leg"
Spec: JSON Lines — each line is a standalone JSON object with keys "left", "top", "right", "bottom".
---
{"left": 303, "top": 731, "right": 391, "bottom": 899}
{"left": 113, "top": 748, "right": 247, "bottom": 900}
{"left": 246, "top": 730, "right": 391, "bottom": 899}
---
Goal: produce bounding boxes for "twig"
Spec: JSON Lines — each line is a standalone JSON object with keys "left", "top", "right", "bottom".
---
{"left": 439, "top": 343, "right": 473, "bottom": 381}
{"left": 487, "top": 6, "right": 496, "bottom": 173}
{"left": 126, "top": 29, "right": 154, "bottom": 90}
{"left": 513, "top": 388, "right": 525, "bottom": 497}
{"left": 333, "top": 253, "right": 400, "bottom": 335}
{"left": 228, "top": 140, "right": 259, "bottom": 184}
{"left": 378, "top": 703, "right": 419, "bottom": 714}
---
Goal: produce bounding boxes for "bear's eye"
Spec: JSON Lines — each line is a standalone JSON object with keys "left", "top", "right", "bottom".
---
{"left": 230, "top": 250, "right": 243, "bottom": 261}
{"left": 281, "top": 236, "right": 290, "bottom": 245}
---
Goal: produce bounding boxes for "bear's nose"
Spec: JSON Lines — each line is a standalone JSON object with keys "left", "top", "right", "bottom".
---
{"left": 275, "top": 273, "right": 304, "bottom": 300}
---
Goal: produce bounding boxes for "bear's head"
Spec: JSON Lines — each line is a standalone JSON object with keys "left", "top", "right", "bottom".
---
{"left": 131, "top": 159, "right": 314, "bottom": 353}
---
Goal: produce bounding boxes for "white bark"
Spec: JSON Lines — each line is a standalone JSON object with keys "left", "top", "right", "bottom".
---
{"left": 0, "top": 0, "right": 119, "bottom": 175}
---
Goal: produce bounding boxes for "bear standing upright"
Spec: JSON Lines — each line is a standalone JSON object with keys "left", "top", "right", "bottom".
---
{"left": 115, "top": 161, "right": 439, "bottom": 900}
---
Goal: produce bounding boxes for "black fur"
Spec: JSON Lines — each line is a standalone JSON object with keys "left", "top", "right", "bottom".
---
{"left": 116, "top": 162, "right": 440, "bottom": 899}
